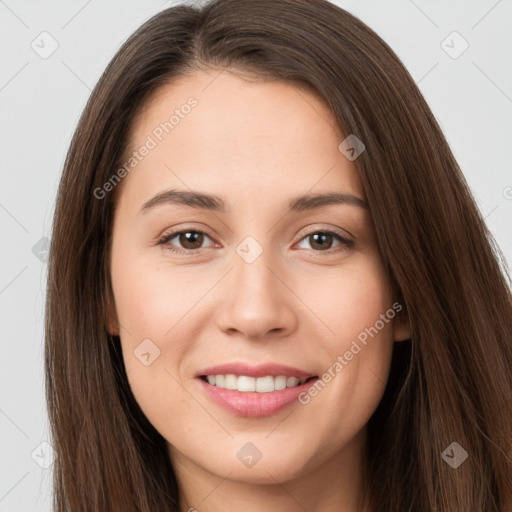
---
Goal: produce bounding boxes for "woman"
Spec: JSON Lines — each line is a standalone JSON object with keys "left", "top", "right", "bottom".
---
{"left": 44, "top": 0, "right": 512, "bottom": 510}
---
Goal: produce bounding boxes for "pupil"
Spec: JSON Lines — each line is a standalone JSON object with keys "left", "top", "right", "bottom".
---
{"left": 181, "top": 231, "right": 203, "bottom": 249}
{"left": 311, "top": 232, "right": 332, "bottom": 250}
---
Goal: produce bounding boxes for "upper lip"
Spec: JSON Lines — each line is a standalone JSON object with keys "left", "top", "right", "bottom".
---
{"left": 195, "top": 362, "right": 316, "bottom": 379}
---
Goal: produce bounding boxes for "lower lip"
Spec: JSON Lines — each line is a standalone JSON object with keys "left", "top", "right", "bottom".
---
{"left": 196, "top": 377, "right": 319, "bottom": 417}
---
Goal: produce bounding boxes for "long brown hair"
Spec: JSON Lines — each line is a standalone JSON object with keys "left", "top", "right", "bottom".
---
{"left": 45, "top": 0, "right": 512, "bottom": 510}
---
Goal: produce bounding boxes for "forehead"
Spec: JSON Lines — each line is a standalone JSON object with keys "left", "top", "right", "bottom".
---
{"left": 119, "top": 68, "right": 364, "bottom": 209}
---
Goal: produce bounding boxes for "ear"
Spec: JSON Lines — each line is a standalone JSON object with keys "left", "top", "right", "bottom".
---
{"left": 392, "top": 305, "right": 411, "bottom": 342}
{"left": 105, "top": 284, "right": 120, "bottom": 336}
{"left": 106, "top": 305, "right": 120, "bottom": 336}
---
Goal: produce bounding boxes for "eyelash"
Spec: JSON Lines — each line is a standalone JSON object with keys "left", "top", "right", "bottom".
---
{"left": 157, "top": 227, "right": 354, "bottom": 256}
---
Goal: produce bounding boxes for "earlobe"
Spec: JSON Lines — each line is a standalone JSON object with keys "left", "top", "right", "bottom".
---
{"left": 105, "top": 287, "right": 120, "bottom": 336}
{"left": 106, "top": 315, "right": 119, "bottom": 336}
{"left": 106, "top": 306, "right": 120, "bottom": 336}
{"left": 393, "top": 310, "right": 411, "bottom": 342}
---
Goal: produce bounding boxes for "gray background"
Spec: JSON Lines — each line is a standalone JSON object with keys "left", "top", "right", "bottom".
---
{"left": 1, "top": 0, "right": 511, "bottom": 510}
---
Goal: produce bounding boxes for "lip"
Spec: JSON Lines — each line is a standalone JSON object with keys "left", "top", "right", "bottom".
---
{"left": 196, "top": 376, "right": 320, "bottom": 417}
{"left": 195, "top": 362, "right": 314, "bottom": 379}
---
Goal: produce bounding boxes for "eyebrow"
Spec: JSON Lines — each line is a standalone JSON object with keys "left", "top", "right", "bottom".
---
{"left": 139, "top": 189, "right": 369, "bottom": 215}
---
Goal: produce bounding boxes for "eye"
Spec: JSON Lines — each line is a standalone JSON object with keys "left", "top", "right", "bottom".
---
{"left": 158, "top": 228, "right": 216, "bottom": 254}
{"left": 295, "top": 229, "right": 354, "bottom": 253}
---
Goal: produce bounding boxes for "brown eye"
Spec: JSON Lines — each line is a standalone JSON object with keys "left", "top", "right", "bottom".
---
{"left": 176, "top": 231, "right": 204, "bottom": 250}
{"left": 158, "top": 229, "right": 214, "bottom": 254}
{"left": 296, "top": 230, "right": 353, "bottom": 253}
{"left": 308, "top": 232, "right": 335, "bottom": 251}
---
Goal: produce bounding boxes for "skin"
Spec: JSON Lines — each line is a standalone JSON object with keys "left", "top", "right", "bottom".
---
{"left": 107, "top": 68, "right": 410, "bottom": 512}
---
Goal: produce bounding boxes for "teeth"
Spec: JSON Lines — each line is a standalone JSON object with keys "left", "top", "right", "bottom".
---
{"left": 205, "top": 374, "right": 310, "bottom": 393}
{"left": 225, "top": 374, "right": 237, "bottom": 390}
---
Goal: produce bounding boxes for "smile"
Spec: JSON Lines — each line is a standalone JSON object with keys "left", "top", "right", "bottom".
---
{"left": 200, "top": 374, "right": 316, "bottom": 392}
{"left": 197, "top": 375, "right": 320, "bottom": 417}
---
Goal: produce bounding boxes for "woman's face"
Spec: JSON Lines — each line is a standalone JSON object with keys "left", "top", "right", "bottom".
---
{"left": 108, "top": 69, "right": 409, "bottom": 486}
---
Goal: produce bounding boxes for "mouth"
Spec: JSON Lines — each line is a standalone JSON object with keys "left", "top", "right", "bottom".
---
{"left": 198, "top": 374, "right": 318, "bottom": 392}
{"left": 196, "top": 374, "right": 320, "bottom": 417}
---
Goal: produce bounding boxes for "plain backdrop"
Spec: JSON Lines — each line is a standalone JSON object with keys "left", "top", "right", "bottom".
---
{"left": 1, "top": 0, "right": 511, "bottom": 510}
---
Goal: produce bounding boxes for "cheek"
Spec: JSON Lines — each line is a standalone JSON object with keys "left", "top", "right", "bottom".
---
{"left": 299, "top": 256, "right": 393, "bottom": 348}
{"left": 297, "top": 256, "right": 396, "bottom": 423}
{"left": 110, "top": 250, "right": 197, "bottom": 340}
{"left": 110, "top": 257, "right": 199, "bottom": 429}
{"left": 110, "top": 250, "right": 212, "bottom": 391}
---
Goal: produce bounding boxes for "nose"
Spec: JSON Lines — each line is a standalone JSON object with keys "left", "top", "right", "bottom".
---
{"left": 214, "top": 248, "right": 298, "bottom": 341}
